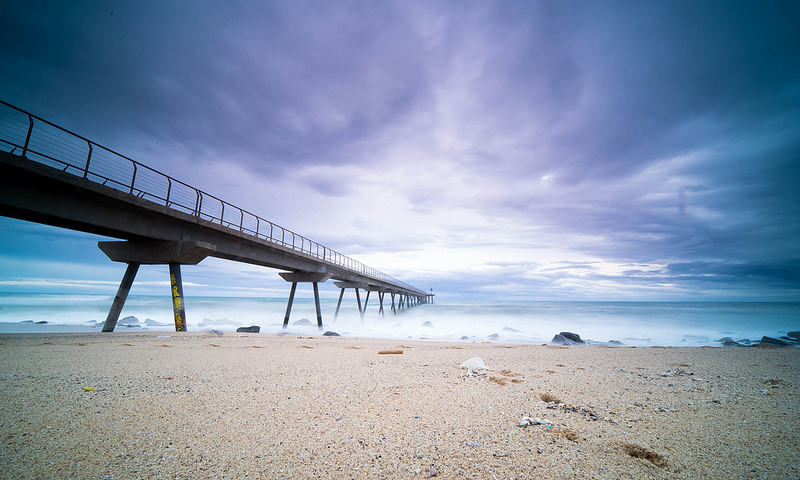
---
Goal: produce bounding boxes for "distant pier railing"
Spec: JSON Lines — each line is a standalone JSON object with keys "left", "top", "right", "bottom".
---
{"left": 0, "top": 100, "right": 423, "bottom": 294}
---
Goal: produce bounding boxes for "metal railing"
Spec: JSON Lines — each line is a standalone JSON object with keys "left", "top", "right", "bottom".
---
{"left": 0, "top": 100, "right": 425, "bottom": 295}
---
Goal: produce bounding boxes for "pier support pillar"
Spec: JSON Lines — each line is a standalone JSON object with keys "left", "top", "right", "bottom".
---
{"left": 280, "top": 272, "right": 331, "bottom": 329}
{"left": 102, "top": 262, "right": 139, "bottom": 332}
{"left": 169, "top": 263, "right": 187, "bottom": 331}
{"left": 362, "top": 290, "right": 370, "bottom": 322}
{"left": 98, "top": 240, "right": 215, "bottom": 332}
{"left": 333, "top": 281, "right": 366, "bottom": 321}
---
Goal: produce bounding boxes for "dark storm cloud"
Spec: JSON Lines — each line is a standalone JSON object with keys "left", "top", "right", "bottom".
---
{"left": 2, "top": 1, "right": 432, "bottom": 170}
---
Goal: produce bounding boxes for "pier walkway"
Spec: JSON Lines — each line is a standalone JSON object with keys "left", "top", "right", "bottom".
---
{"left": 0, "top": 100, "right": 432, "bottom": 331}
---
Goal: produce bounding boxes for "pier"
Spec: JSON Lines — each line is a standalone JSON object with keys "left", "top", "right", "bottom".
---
{"left": 0, "top": 100, "right": 433, "bottom": 331}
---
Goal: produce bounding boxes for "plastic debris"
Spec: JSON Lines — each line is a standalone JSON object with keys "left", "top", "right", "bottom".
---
{"left": 460, "top": 357, "right": 488, "bottom": 376}
{"left": 465, "top": 442, "right": 480, "bottom": 447}
{"left": 659, "top": 369, "right": 693, "bottom": 377}
{"left": 82, "top": 386, "right": 96, "bottom": 391}
{"left": 518, "top": 416, "right": 552, "bottom": 427}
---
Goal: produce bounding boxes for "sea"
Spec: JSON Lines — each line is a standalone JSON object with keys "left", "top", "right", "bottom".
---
{"left": 0, "top": 292, "right": 798, "bottom": 346}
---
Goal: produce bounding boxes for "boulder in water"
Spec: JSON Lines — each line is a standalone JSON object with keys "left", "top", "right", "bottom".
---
{"left": 421, "top": 321, "right": 434, "bottom": 328}
{"left": 293, "top": 318, "right": 313, "bottom": 326}
{"left": 552, "top": 332, "right": 584, "bottom": 345}
{"left": 759, "top": 336, "right": 789, "bottom": 347}
{"left": 119, "top": 315, "right": 139, "bottom": 326}
{"left": 323, "top": 331, "right": 341, "bottom": 336}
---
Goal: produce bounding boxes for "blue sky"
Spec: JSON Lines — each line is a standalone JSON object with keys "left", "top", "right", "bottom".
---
{"left": 1, "top": 0, "right": 799, "bottom": 302}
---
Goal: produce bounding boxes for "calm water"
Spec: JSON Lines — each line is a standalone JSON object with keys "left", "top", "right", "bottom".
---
{"left": 0, "top": 292, "right": 797, "bottom": 346}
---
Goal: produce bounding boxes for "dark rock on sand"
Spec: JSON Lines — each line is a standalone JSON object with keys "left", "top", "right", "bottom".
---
{"left": 323, "top": 331, "right": 341, "bottom": 336}
{"left": 236, "top": 326, "right": 261, "bottom": 333}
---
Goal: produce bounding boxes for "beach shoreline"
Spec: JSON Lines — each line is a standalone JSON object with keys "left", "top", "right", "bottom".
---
{"left": 1, "top": 331, "right": 798, "bottom": 479}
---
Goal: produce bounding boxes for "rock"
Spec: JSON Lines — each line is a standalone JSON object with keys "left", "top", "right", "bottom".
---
{"left": 293, "top": 318, "right": 313, "bottom": 326}
{"left": 760, "top": 336, "right": 789, "bottom": 347}
{"left": 551, "top": 333, "right": 584, "bottom": 345}
{"left": 323, "top": 331, "right": 341, "bottom": 336}
{"left": 236, "top": 325, "right": 260, "bottom": 333}
{"left": 551, "top": 334, "right": 570, "bottom": 345}
{"left": 487, "top": 333, "right": 500, "bottom": 340}
{"left": 199, "top": 318, "right": 238, "bottom": 326}
{"left": 558, "top": 332, "right": 584, "bottom": 344}
{"left": 421, "top": 321, "right": 434, "bottom": 328}
{"left": 460, "top": 336, "right": 470, "bottom": 340}
{"left": 787, "top": 331, "right": 800, "bottom": 340}
{"left": 722, "top": 339, "right": 741, "bottom": 347}
{"left": 607, "top": 340, "right": 624, "bottom": 346}
{"left": 503, "top": 327, "right": 522, "bottom": 333}
{"left": 681, "top": 335, "right": 710, "bottom": 343}
{"left": 119, "top": 315, "right": 139, "bottom": 325}
{"left": 145, "top": 318, "right": 170, "bottom": 326}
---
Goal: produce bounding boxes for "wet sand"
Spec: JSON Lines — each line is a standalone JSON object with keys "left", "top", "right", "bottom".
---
{"left": 1, "top": 332, "right": 798, "bottom": 479}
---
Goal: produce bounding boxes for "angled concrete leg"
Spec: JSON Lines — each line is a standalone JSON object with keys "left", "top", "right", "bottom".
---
{"left": 283, "top": 281, "right": 298, "bottom": 328}
{"left": 169, "top": 263, "right": 187, "bottom": 331}
{"left": 102, "top": 262, "right": 139, "bottom": 332}
{"left": 313, "top": 282, "right": 323, "bottom": 330}
{"left": 391, "top": 293, "right": 396, "bottom": 315}
{"left": 334, "top": 288, "right": 345, "bottom": 322}
{"left": 362, "top": 290, "right": 371, "bottom": 322}
{"left": 280, "top": 272, "right": 330, "bottom": 329}
{"left": 378, "top": 292, "right": 385, "bottom": 318}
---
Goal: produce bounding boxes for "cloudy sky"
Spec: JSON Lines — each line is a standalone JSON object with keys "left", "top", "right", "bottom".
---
{"left": 1, "top": 0, "right": 799, "bottom": 302}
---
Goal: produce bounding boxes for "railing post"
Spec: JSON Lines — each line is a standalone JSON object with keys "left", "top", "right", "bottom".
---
{"left": 195, "top": 191, "right": 202, "bottom": 216}
{"left": 166, "top": 178, "right": 172, "bottom": 207}
{"left": 22, "top": 115, "right": 33, "bottom": 157}
{"left": 129, "top": 163, "right": 137, "bottom": 194}
{"left": 83, "top": 143, "right": 93, "bottom": 178}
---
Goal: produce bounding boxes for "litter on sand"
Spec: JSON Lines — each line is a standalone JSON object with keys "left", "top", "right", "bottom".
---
{"left": 518, "top": 417, "right": 552, "bottom": 427}
{"left": 460, "top": 357, "right": 488, "bottom": 376}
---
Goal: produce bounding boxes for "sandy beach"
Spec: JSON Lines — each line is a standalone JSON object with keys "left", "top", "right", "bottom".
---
{"left": 1, "top": 332, "right": 798, "bottom": 479}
